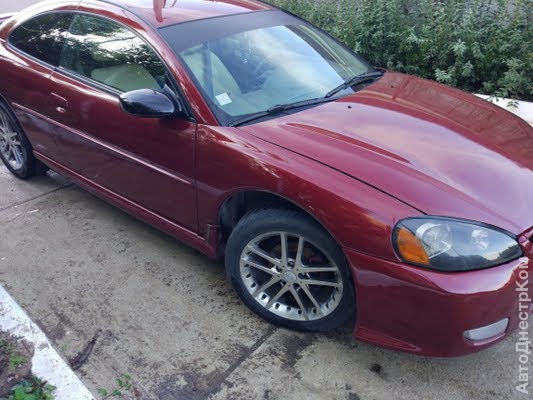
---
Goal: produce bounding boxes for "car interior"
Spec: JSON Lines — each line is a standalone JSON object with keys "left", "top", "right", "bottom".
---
{"left": 59, "top": 15, "right": 165, "bottom": 93}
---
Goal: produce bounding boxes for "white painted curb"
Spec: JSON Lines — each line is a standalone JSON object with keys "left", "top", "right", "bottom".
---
{"left": 475, "top": 94, "right": 533, "bottom": 126}
{"left": 0, "top": 285, "right": 95, "bottom": 400}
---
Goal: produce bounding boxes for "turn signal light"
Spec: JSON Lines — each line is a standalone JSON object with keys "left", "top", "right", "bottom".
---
{"left": 395, "top": 228, "right": 430, "bottom": 265}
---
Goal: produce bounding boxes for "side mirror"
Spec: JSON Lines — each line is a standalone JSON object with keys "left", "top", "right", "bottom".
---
{"left": 119, "top": 89, "right": 185, "bottom": 118}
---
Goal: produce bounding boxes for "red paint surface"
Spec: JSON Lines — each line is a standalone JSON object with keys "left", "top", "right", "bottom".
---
{"left": 240, "top": 72, "right": 533, "bottom": 234}
{"left": 0, "top": 0, "right": 532, "bottom": 356}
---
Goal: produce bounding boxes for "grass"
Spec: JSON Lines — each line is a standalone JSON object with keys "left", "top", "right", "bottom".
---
{"left": 8, "top": 354, "right": 26, "bottom": 372}
{"left": 0, "top": 333, "right": 56, "bottom": 400}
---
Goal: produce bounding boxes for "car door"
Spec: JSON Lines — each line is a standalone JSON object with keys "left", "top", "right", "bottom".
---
{"left": 48, "top": 13, "right": 197, "bottom": 231}
{"left": 2, "top": 12, "right": 74, "bottom": 163}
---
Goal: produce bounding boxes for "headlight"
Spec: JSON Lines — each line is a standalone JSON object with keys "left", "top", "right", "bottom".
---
{"left": 392, "top": 217, "right": 523, "bottom": 272}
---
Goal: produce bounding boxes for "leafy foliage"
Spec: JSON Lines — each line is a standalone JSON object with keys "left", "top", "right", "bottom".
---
{"left": 98, "top": 374, "right": 137, "bottom": 399}
{"left": 267, "top": 0, "right": 533, "bottom": 100}
{"left": 2, "top": 378, "right": 56, "bottom": 400}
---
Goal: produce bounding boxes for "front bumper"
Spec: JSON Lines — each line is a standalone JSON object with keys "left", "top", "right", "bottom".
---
{"left": 345, "top": 236, "right": 533, "bottom": 357}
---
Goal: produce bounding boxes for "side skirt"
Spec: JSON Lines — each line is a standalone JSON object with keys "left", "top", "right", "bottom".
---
{"left": 34, "top": 151, "right": 217, "bottom": 259}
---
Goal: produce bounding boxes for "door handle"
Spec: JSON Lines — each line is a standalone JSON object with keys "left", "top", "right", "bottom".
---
{"left": 50, "top": 92, "right": 69, "bottom": 113}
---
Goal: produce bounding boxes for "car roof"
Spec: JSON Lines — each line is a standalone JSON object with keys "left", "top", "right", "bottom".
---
{"left": 96, "top": 0, "right": 274, "bottom": 28}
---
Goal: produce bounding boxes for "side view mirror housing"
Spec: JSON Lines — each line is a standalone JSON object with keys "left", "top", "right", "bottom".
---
{"left": 119, "top": 89, "right": 185, "bottom": 118}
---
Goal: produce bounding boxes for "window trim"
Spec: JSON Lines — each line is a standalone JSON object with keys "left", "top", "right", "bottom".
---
{"left": 7, "top": 10, "right": 196, "bottom": 122}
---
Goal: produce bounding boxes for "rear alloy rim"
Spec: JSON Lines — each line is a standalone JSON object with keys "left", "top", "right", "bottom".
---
{"left": 0, "top": 110, "right": 24, "bottom": 170}
{"left": 240, "top": 231, "right": 343, "bottom": 321}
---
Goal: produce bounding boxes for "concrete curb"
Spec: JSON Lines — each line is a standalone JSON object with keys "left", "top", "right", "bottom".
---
{"left": 475, "top": 94, "right": 533, "bottom": 126}
{"left": 0, "top": 285, "right": 95, "bottom": 400}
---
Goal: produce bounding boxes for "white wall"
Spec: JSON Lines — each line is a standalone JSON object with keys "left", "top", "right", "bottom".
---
{"left": 475, "top": 95, "right": 533, "bottom": 126}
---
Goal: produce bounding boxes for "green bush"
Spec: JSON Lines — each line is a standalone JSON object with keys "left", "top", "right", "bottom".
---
{"left": 266, "top": 0, "right": 533, "bottom": 101}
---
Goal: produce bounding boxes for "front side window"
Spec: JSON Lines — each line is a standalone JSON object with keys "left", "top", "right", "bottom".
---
{"left": 166, "top": 23, "right": 371, "bottom": 124}
{"left": 9, "top": 13, "right": 74, "bottom": 66}
{"left": 60, "top": 14, "right": 167, "bottom": 93}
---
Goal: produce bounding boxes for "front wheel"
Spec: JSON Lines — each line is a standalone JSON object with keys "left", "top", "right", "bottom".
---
{"left": 225, "top": 208, "right": 355, "bottom": 332}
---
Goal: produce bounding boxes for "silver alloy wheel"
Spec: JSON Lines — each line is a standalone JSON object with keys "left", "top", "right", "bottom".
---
{"left": 240, "top": 231, "right": 343, "bottom": 321}
{"left": 0, "top": 110, "right": 23, "bottom": 170}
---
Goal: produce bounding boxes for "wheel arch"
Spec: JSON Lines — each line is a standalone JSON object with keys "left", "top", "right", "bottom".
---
{"left": 0, "top": 92, "right": 12, "bottom": 108}
{"left": 217, "top": 189, "right": 344, "bottom": 257}
{"left": 0, "top": 93, "right": 48, "bottom": 178}
{"left": 0, "top": 92, "right": 34, "bottom": 146}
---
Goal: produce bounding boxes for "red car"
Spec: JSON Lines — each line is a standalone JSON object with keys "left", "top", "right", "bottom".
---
{"left": 0, "top": 0, "right": 531, "bottom": 357}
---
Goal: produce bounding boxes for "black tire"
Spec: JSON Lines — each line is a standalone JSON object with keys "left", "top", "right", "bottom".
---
{"left": 225, "top": 208, "right": 355, "bottom": 332}
{"left": 0, "top": 101, "right": 49, "bottom": 180}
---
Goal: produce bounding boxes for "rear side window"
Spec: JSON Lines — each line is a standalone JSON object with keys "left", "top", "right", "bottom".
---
{"left": 9, "top": 13, "right": 74, "bottom": 66}
{"left": 59, "top": 14, "right": 167, "bottom": 93}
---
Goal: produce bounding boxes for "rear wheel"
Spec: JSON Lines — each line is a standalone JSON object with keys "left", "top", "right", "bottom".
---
{"left": 0, "top": 102, "right": 48, "bottom": 179}
{"left": 225, "top": 208, "right": 355, "bottom": 332}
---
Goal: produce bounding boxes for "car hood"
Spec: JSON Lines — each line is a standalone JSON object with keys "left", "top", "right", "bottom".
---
{"left": 238, "top": 72, "right": 533, "bottom": 234}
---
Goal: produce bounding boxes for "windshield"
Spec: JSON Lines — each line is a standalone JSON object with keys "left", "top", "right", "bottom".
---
{"left": 168, "top": 22, "right": 372, "bottom": 125}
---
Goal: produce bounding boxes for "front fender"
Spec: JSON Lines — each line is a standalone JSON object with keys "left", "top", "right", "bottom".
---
{"left": 195, "top": 125, "right": 423, "bottom": 261}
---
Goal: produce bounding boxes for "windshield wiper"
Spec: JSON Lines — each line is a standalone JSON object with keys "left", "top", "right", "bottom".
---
{"left": 324, "top": 70, "right": 384, "bottom": 99}
{"left": 228, "top": 71, "right": 384, "bottom": 127}
{"left": 229, "top": 97, "right": 332, "bottom": 127}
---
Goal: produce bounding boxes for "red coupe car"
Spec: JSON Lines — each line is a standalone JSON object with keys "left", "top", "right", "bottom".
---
{"left": 0, "top": 0, "right": 531, "bottom": 357}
